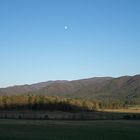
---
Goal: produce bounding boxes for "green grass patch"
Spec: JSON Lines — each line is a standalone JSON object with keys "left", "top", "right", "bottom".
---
{"left": 0, "top": 120, "right": 139, "bottom": 140}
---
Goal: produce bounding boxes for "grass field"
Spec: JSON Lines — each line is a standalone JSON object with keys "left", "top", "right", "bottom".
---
{"left": 103, "top": 108, "right": 140, "bottom": 113}
{"left": 0, "top": 120, "right": 140, "bottom": 140}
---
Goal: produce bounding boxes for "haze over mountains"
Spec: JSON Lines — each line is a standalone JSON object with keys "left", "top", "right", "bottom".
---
{"left": 0, "top": 75, "right": 140, "bottom": 101}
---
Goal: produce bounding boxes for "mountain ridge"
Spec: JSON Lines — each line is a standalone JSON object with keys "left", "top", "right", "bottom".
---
{"left": 0, "top": 75, "right": 140, "bottom": 102}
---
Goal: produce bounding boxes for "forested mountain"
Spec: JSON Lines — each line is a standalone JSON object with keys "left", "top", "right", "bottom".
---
{"left": 0, "top": 75, "right": 140, "bottom": 103}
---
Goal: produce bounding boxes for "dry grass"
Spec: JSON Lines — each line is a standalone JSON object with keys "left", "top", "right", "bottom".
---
{"left": 102, "top": 108, "right": 140, "bottom": 113}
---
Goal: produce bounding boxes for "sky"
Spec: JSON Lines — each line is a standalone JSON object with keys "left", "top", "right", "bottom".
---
{"left": 0, "top": 0, "right": 140, "bottom": 87}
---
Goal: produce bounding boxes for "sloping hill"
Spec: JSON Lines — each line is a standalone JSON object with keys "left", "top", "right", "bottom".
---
{"left": 0, "top": 80, "right": 67, "bottom": 95}
{"left": 0, "top": 75, "right": 140, "bottom": 102}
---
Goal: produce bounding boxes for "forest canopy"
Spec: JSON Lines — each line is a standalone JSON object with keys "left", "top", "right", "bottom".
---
{"left": 0, "top": 95, "right": 138, "bottom": 112}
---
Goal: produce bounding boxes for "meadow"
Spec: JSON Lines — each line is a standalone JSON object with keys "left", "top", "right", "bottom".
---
{"left": 0, "top": 119, "right": 139, "bottom": 140}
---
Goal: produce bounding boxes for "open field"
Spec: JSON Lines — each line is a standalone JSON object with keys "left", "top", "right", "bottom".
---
{"left": 0, "top": 119, "right": 140, "bottom": 140}
{"left": 0, "top": 110, "right": 140, "bottom": 120}
{"left": 102, "top": 108, "right": 140, "bottom": 113}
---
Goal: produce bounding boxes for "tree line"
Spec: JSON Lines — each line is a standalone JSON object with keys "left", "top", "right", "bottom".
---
{"left": 0, "top": 95, "right": 138, "bottom": 112}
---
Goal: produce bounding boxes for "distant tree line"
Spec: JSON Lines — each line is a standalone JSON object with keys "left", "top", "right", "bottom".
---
{"left": 0, "top": 95, "right": 139, "bottom": 112}
{"left": 0, "top": 95, "right": 97, "bottom": 112}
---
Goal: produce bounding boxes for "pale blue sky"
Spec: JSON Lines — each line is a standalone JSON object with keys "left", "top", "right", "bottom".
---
{"left": 0, "top": 0, "right": 140, "bottom": 87}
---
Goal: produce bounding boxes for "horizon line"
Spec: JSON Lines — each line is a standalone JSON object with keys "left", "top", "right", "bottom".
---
{"left": 0, "top": 74, "right": 139, "bottom": 89}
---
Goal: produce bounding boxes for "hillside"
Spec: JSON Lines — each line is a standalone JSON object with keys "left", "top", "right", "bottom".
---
{"left": 0, "top": 75, "right": 140, "bottom": 102}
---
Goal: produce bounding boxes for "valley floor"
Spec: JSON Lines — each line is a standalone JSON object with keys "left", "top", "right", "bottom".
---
{"left": 0, "top": 119, "right": 140, "bottom": 140}
{"left": 0, "top": 110, "right": 140, "bottom": 120}
{"left": 101, "top": 108, "right": 140, "bottom": 113}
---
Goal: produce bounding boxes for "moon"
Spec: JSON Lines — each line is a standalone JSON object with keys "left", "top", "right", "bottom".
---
{"left": 64, "top": 26, "right": 68, "bottom": 30}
